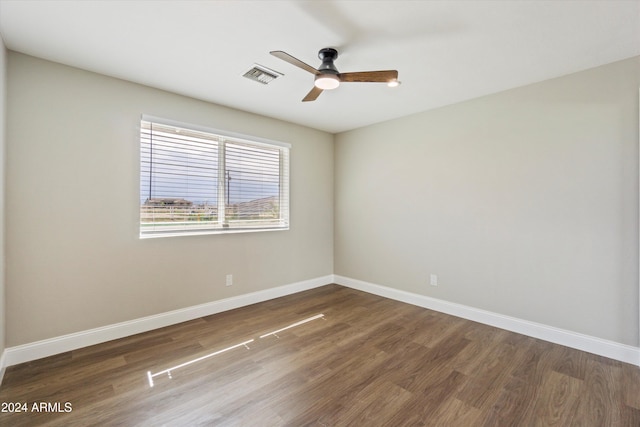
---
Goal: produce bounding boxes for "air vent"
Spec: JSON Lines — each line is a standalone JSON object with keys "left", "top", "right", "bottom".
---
{"left": 242, "top": 64, "right": 283, "bottom": 85}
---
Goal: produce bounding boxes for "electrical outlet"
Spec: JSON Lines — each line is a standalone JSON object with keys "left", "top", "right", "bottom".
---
{"left": 430, "top": 274, "right": 438, "bottom": 287}
{"left": 225, "top": 274, "right": 233, "bottom": 287}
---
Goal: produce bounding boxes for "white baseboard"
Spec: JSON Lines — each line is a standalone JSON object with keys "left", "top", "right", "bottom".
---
{"left": 2, "top": 275, "right": 332, "bottom": 368}
{"left": 334, "top": 275, "right": 640, "bottom": 367}
{"left": 3, "top": 274, "right": 638, "bottom": 374}
{"left": 0, "top": 349, "right": 6, "bottom": 385}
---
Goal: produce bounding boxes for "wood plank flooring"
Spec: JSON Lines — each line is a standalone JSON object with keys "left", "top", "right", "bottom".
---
{"left": 0, "top": 284, "right": 638, "bottom": 426}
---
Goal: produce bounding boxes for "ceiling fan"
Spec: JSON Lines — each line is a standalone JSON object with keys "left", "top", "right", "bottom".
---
{"left": 270, "top": 48, "right": 399, "bottom": 102}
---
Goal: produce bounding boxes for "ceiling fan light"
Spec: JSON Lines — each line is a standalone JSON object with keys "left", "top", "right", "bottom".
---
{"left": 314, "top": 74, "right": 340, "bottom": 90}
{"left": 387, "top": 79, "right": 401, "bottom": 88}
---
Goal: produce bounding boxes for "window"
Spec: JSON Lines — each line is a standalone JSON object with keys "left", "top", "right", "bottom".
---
{"left": 140, "top": 117, "right": 290, "bottom": 238}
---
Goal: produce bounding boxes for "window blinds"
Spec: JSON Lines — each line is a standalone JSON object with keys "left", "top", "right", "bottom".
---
{"left": 140, "top": 118, "right": 289, "bottom": 238}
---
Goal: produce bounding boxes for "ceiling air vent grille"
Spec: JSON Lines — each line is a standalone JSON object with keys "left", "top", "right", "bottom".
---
{"left": 242, "top": 64, "right": 283, "bottom": 85}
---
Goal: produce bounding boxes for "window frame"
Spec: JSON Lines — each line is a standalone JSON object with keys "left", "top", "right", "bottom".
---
{"left": 139, "top": 115, "right": 290, "bottom": 239}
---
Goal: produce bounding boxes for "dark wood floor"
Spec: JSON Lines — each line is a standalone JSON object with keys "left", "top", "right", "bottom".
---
{"left": 1, "top": 284, "right": 639, "bottom": 426}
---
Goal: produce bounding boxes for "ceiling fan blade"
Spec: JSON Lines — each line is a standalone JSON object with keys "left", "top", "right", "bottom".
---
{"left": 338, "top": 70, "right": 398, "bottom": 83}
{"left": 302, "top": 86, "right": 323, "bottom": 102}
{"left": 270, "top": 51, "right": 319, "bottom": 75}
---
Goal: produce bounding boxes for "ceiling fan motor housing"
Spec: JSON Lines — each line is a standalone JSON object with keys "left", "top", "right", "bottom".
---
{"left": 318, "top": 48, "right": 339, "bottom": 74}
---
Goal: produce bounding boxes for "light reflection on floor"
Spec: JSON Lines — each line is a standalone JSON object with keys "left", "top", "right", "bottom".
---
{"left": 146, "top": 313, "right": 326, "bottom": 387}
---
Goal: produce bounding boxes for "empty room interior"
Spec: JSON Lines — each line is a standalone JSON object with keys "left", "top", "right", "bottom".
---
{"left": 0, "top": 0, "right": 639, "bottom": 425}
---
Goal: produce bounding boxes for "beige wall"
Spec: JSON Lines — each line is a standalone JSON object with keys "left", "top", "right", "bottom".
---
{"left": 335, "top": 56, "right": 640, "bottom": 346}
{"left": 0, "top": 38, "right": 6, "bottom": 356}
{"left": 5, "top": 50, "right": 639, "bottom": 351}
{"left": 6, "top": 52, "right": 334, "bottom": 346}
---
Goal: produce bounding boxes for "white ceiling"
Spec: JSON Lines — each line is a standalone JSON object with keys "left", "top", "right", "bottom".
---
{"left": 1, "top": 0, "right": 639, "bottom": 133}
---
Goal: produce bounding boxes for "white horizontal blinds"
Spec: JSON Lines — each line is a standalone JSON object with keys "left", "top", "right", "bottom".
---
{"left": 140, "top": 117, "right": 290, "bottom": 237}
{"left": 224, "top": 140, "right": 287, "bottom": 227}
{"left": 280, "top": 148, "right": 289, "bottom": 228}
{"left": 140, "top": 120, "right": 219, "bottom": 235}
{"left": 279, "top": 147, "right": 290, "bottom": 227}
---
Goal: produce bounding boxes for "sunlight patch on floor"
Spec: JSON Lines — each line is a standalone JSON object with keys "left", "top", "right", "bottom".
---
{"left": 146, "top": 314, "right": 326, "bottom": 387}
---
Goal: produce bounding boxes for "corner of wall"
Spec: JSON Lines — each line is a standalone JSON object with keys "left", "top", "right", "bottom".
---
{"left": 0, "top": 37, "right": 7, "bottom": 383}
